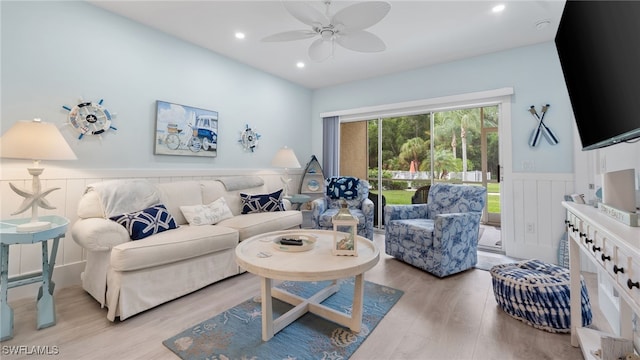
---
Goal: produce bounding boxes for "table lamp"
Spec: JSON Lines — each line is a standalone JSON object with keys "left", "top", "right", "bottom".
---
{"left": 0, "top": 118, "right": 77, "bottom": 232}
{"left": 271, "top": 146, "right": 301, "bottom": 197}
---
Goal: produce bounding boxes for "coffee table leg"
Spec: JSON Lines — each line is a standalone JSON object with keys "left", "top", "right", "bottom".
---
{"left": 351, "top": 273, "right": 365, "bottom": 332}
{"left": 261, "top": 277, "right": 273, "bottom": 341}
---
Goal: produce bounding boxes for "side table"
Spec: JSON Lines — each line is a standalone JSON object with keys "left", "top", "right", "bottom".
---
{"left": 284, "top": 194, "right": 311, "bottom": 210}
{"left": 0, "top": 215, "right": 69, "bottom": 341}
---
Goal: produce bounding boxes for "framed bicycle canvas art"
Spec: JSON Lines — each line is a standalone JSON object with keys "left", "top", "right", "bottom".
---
{"left": 154, "top": 100, "right": 218, "bottom": 157}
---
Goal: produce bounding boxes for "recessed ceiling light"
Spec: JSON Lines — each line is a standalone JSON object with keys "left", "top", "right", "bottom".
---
{"left": 235, "top": 32, "right": 245, "bottom": 39}
{"left": 296, "top": 62, "right": 305, "bottom": 69}
{"left": 492, "top": 4, "right": 505, "bottom": 13}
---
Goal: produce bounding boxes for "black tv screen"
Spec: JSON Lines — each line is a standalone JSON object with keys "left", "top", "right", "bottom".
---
{"left": 555, "top": 0, "right": 640, "bottom": 150}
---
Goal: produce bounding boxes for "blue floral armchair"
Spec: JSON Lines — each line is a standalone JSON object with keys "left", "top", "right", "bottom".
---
{"left": 384, "top": 183, "right": 487, "bottom": 277}
{"left": 311, "top": 177, "right": 374, "bottom": 240}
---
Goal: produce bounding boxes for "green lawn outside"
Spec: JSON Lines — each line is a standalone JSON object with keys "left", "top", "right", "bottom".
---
{"left": 375, "top": 182, "right": 501, "bottom": 213}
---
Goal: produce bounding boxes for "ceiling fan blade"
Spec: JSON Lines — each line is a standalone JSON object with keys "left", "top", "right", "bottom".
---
{"left": 336, "top": 30, "right": 386, "bottom": 52}
{"left": 308, "top": 38, "right": 333, "bottom": 62}
{"left": 332, "top": 1, "right": 391, "bottom": 30}
{"left": 262, "top": 30, "right": 317, "bottom": 42}
{"left": 283, "top": 1, "right": 329, "bottom": 27}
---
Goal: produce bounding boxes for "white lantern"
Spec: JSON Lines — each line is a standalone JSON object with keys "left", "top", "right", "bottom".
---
{"left": 332, "top": 202, "right": 358, "bottom": 256}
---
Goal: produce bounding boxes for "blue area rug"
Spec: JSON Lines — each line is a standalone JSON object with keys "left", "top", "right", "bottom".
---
{"left": 163, "top": 278, "right": 403, "bottom": 360}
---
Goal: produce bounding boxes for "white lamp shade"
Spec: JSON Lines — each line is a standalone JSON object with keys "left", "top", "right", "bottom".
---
{"left": 271, "top": 146, "right": 301, "bottom": 169}
{"left": 0, "top": 119, "right": 77, "bottom": 161}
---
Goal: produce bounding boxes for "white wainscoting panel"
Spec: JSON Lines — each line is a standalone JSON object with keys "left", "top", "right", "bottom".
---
{"left": 507, "top": 173, "right": 574, "bottom": 263}
{"left": 1, "top": 168, "right": 300, "bottom": 301}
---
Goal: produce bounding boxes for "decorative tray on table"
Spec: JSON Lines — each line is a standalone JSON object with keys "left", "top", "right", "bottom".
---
{"left": 272, "top": 234, "right": 316, "bottom": 252}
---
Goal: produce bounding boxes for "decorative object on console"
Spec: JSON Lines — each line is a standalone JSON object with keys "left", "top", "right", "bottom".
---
{"left": 62, "top": 98, "right": 116, "bottom": 140}
{"left": 0, "top": 119, "right": 77, "bottom": 232}
{"left": 154, "top": 100, "right": 218, "bottom": 157}
{"left": 239, "top": 124, "right": 261, "bottom": 152}
{"left": 271, "top": 146, "right": 301, "bottom": 197}
{"left": 332, "top": 202, "right": 358, "bottom": 256}
{"left": 597, "top": 335, "right": 634, "bottom": 360}
{"left": 528, "top": 104, "right": 558, "bottom": 147}
{"left": 602, "top": 169, "right": 637, "bottom": 213}
{"left": 600, "top": 168, "right": 638, "bottom": 226}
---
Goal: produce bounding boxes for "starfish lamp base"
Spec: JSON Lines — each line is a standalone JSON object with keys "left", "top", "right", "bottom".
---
{"left": 9, "top": 164, "right": 60, "bottom": 233}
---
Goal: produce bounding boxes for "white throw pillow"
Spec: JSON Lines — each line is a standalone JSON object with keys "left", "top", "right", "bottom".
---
{"left": 180, "top": 197, "right": 233, "bottom": 226}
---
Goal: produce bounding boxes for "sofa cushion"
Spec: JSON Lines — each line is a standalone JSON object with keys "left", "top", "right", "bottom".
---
{"left": 110, "top": 204, "right": 178, "bottom": 240}
{"left": 201, "top": 180, "right": 267, "bottom": 216}
{"left": 110, "top": 225, "right": 239, "bottom": 271}
{"left": 180, "top": 197, "right": 233, "bottom": 226}
{"left": 217, "top": 210, "right": 302, "bottom": 241}
{"left": 156, "top": 181, "right": 203, "bottom": 225}
{"left": 240, "top": 189, "right": 284, "bottom": 214}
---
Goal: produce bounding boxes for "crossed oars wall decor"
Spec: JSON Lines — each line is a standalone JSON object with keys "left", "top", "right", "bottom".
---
{"left": 528, "top": 104, "right": 559, "bottom": 147}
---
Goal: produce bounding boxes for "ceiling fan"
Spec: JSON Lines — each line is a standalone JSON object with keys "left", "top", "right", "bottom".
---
{"left": 262, "top": 1, "right": 391, "bottom": 62}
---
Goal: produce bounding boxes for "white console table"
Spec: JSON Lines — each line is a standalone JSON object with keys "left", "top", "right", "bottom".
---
{"left": 563, "top": 202, "right": 640, "bottom": 359}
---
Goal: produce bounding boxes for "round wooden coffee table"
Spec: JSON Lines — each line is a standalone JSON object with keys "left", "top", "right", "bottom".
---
{"left": 235, "top": 229, "right": 379, "bottom": 341}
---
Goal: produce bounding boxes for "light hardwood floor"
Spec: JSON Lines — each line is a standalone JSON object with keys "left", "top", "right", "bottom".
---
{"left": 1, "top": 233, "right": 609, "bottom": 360}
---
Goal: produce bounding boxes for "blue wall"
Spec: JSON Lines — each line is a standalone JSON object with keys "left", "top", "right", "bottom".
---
{"left": 311, "top": 42, "right": 575, "bottom": 174}
{"left": 1, "top": 1, "right": 313, "bottom": 170}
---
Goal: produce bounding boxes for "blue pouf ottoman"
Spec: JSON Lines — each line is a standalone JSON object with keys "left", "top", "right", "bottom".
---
{"left": 490, "top": 259, "right": 592, "bottom": 333}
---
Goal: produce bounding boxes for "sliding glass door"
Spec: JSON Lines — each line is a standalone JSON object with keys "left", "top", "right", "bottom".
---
{"left": 351, "top": 104, "right": 502, "bottom": 251}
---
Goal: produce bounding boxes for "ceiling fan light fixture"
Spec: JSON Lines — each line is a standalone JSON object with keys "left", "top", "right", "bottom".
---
{"left": 263, "top": 0, "right": 391, "bottom": 61}
{"left": 320, "top": 28, "right": 334, "bottom": 41}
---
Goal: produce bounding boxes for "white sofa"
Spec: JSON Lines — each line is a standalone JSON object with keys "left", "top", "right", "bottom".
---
{"left": 71, "top": 176, "right": 302, "bottom": 321}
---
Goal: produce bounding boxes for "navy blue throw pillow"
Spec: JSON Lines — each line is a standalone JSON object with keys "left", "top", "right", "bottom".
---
{"left": 240, "top": 189, "right": 284, "bottom": 214}
{"left": 326, "top": 177, "right": 360, "bottom": 200}
{"left": 110, "top": 204, "right": 178, "bottom": 240}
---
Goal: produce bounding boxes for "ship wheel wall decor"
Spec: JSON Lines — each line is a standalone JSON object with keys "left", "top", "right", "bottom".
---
{"left": 63, "top": 98, "right": 117, "bottom": 140}
{"left": 239, "top": 124, "right": 261, "bottom": 152}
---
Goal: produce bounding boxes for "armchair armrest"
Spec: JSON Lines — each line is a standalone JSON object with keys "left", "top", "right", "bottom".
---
{"left": 361, "top": 198, "right": 374, "bottom": 218}
{"left": 384, "top": 204, "right": 429, "bottom": 224}
{"left": 71, "top": 218, "right": 130, "bottom": 251}
{"left": 432, "top": 212, "right": 482, "bottom": 249}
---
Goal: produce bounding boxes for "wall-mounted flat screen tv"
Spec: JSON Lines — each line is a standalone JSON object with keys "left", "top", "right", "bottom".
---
{"left": 555, "top": 0, "right": 640, "bottom": 150}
